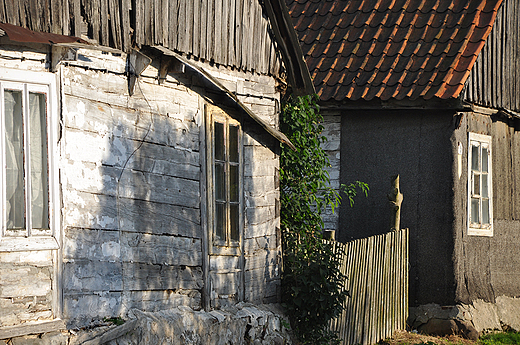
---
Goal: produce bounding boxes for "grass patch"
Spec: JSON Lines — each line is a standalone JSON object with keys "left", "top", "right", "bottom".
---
{"left": 480, "top": 331, "right": 520, "bottom": 345}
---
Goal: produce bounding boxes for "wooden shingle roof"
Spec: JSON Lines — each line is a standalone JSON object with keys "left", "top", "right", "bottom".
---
{"left": 286, "top": 0, "right": 503, "bottom": 102}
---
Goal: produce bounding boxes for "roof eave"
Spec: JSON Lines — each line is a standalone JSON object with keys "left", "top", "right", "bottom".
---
{"left": 264, "top": 0, "right": 315, "bottom": 96}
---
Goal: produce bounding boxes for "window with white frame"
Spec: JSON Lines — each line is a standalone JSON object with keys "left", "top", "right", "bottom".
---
{"left": 0, "top": 69, "right": 58, "bottom": 251}
{"left": 468, "top": 133, "right": 493, "bottom": 236}
{"left": 206, "top": 105, "right": 242, "bottom": 255}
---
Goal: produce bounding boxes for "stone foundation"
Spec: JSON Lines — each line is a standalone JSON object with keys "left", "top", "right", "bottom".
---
{"left": 4, "top": 303, "right": 293, "bottom": 345}
{"left": 409, "top": 296, "right": 520, "bottom": 339}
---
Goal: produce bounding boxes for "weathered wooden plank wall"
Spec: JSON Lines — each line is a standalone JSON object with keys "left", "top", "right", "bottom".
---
{"left": 464, "top": 0, "right": 520, "bottom": 113}
{"left": 329, "top": 229, "right": 409, "bottom": 345}
{"left": 0, "top": 0, "right": 281, "bottom": 75}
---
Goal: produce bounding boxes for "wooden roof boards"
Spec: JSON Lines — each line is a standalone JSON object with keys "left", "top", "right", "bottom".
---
{"left": 0, "top": 0, "right": 284, "bottom": 77}
{"left": 286, "top": 0, "right": 503, "bottom": 103}
{"left": 463, "top": 0, "right": 520, "bottom": 113}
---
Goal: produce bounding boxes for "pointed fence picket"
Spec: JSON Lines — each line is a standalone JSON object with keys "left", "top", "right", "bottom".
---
{"left": 327, "top": 228, "right": 409, "bottom": 345}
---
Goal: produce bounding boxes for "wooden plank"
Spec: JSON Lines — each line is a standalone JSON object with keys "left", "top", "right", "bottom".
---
{"left": 38, "top": 0, "right": 51, "bottom": 32}
{"left": 185, "top": 0, "right": 193, "bottom": 54}
{"left": 177, "top": 0, "right": 186, "bottom": 52}
{"left": 5, "top": 0, "right": 20, "bottom": 26}
{"left": 221, "top": 0, "right": 229, "bottom": 66}
{"left": 61, "top": 0, "right": 69, "bottom": 35}
{"left": 100, "top": 0, "right": 109, "bottom": 45}
{"left": 88, "top": 0, "right": 100, "bottom": 43}
{"left": 206, "top": 0, "right": 214, "bottom": 61}
{"left": 27, "top": 0, "right": 40, "bottom": 31}
{"left": 49, "top": 0, "right": 62, "bottom": 33}
{"left": 71, "top": 0, "right": 81, "bottom": 36}
{"left": 0, "top": 0, "right": 6, "bottom": 23}
{"left": 153, "top": 0, "right": 161, "bottom": 45}
{"left": 120, "top": 0, "right": 131, "bottom": 51}
{"left": 168, "top": 0, "right": 178, "bottom": 49}
{"left": 161, "top": 0, "right": 168, "bottom": 45}
{"left": 108, "top": 0, "right": 122, "bottom": 49}
{"left": 259, "top": 14, "right": 268, "bottom": 74}
{"left": 0, "top": 319, "right": 65, "bottom": 340}
{"left": 134, "top": 0, "right": 143, "bottom": 46}
{"left": 241, "top": 0, "right": 249, "bottom": 70}
{"left": 227, "top": 0, "right": 236, "bottom": 66}
{"left": 192, "top": 0, "right": 200, "bottom": 57}
{"left": 214, "top": 0, "right": 222, "bottom": 63}
{"left": 234, "top": 0, "right": 242, "bottom": 68}
{"left": 198, "top": 0, "right": 206, "bottom": 59}
{"left": 18, "top": 0, "right": 28, "bottom": 28}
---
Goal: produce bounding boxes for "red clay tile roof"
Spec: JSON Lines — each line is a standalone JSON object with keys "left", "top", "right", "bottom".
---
{"left": 286, "top": 0, "right": 503, "bottom": 102}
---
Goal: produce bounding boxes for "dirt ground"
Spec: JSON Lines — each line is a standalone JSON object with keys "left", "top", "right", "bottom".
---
{"left": 379, "top": 330, "right": 479, "bottom": 345}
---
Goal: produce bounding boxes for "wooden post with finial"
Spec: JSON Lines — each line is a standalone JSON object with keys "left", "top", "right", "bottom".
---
{"left": 387, "top": 175, "right": 403, "bottom": 231}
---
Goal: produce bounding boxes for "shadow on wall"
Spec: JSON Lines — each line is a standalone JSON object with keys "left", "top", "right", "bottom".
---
{"left": 61, "top": 56, "right": 283, "bottom": 326}
{"left": 62, "top": 67, "right": 205, "bottom": 327}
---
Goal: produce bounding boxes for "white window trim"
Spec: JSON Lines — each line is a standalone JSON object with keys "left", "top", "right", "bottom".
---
{"left": 0, "top": 68, "right": 59, "bottom": 252}
{"left": 467, "top": 132, "right": 493, "bottom": 236}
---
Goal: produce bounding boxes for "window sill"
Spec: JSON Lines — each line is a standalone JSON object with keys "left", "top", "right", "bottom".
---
{"left": 468, "top": 228, "right": 493, "bottom": 237}
{"left": 0, "top": 236, "right": 59, "bottom": 252}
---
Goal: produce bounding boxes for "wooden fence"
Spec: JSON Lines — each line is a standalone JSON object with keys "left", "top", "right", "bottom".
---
{"left": 329, "top": 228, "right": 409, "bottom": 345}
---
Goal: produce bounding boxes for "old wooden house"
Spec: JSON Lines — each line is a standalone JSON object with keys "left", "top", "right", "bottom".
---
{"left": 0, "top": 0, "right": 312, "bottom": 339}
{"left": 288, "top": 0, "right": 520, "bottom": 331}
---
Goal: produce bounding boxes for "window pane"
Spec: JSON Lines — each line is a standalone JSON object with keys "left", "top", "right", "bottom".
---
{"left": 482, "top": 147, "right": 488, "bottom": 173}
{"left": 214, "top": 122, "right": 224, "bottom": 161}
{"left": 215, "top": 202, "right": 226, "bottom": 241}
{"left": 473, "top": 173, "right": 480, "bottom": 196}
{"left": 229, "top": 125, "right": 239, "bottom": 163}
{"left": 230, "top": 204, "right": 239, "bottom": 241}
{"left": 471, "top": 198, "right": 479, "bottom": 224}
{"left": 215, "top": 163, "right": 225, "bottom": 201}
{"left": 230, "top": 164, "right": 239, "bottom": 202}
{"left": 29, "top": 93, "right": 49, "bottom": 230}
{"left": 471, "top": 145, "right": 479, "bottom": 171}
{"left": 482, "top": 173, "right": 488, "bottom": 198}
{"left": 4, "top": 90, "right": 25, "bottom": 230}
{"left": 482, "top": 199, "right": 490, "bottom": 225}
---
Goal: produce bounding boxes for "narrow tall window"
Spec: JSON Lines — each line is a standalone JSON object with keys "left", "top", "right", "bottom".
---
{"left": 206, "top": 105, "right": 242, "bottom": 254}
{"left": 468, "top": 133, "right": 493, "bottom": 236}
{"left": 1, "top": 80, "right": 53, "bottom": 241}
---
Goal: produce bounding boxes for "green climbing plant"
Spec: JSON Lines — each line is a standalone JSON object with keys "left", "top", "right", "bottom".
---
{"left": 280, "top": 94, "right": 367, "bottom": 345}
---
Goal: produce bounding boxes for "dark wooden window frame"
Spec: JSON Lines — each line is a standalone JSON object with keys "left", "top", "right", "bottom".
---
{"left": 205, "top": 104, "right": 243, "bottom": 256}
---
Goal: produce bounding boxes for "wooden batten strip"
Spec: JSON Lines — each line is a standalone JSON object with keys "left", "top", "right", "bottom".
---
{"left": 153, "top": 45, "right": 295, "bottom": 150}
{"left": 0, "top": 319, "right": 65, "bottom": 340}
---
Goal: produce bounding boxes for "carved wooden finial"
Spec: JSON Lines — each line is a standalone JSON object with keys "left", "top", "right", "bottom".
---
{"left": 387, "top": 175, "right": 403, "bottom": 231}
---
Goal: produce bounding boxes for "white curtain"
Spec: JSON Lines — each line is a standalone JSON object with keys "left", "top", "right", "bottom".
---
{"left": 4, "top": 90, "right": 24, "bottom": 230}
{"left": 29, "top": 92, "right": 49, "bottom": 230}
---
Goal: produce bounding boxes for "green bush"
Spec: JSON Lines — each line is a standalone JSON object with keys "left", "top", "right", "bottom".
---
{"left": 279, "top": 95, "right": 367, "bottom": 344}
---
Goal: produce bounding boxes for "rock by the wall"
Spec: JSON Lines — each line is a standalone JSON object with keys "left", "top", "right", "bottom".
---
{"left": 6, "top": 304, "right": 293, "bottom": 345}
